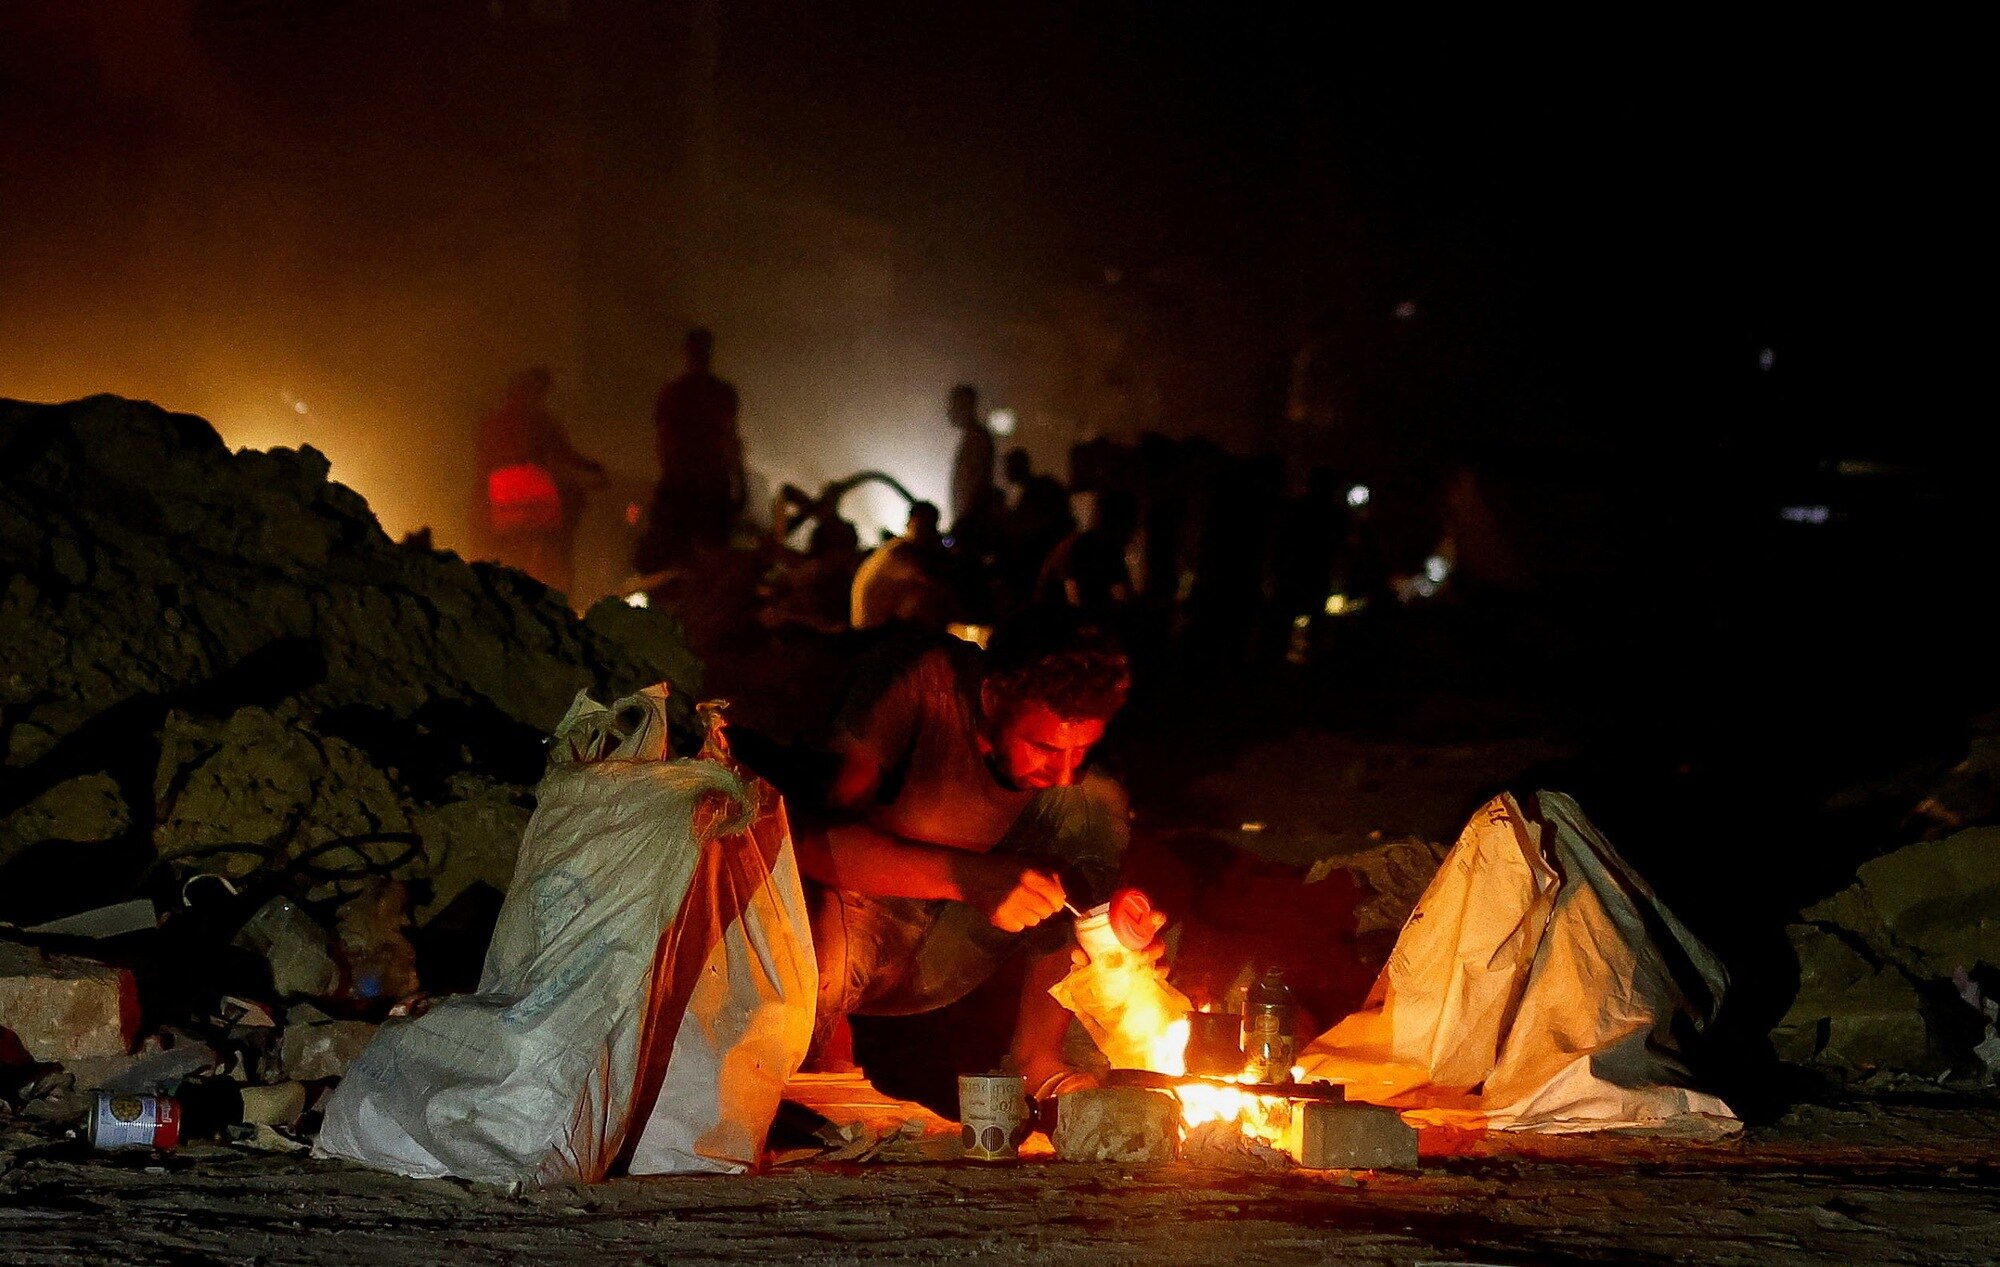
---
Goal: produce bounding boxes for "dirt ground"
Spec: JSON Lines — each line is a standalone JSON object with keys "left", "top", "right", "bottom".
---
{"left": 4, "top": 1098, "right": 1997, "bottom": 1266}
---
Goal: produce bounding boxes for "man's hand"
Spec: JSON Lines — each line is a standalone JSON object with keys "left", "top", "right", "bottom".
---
{"left": 1068, "top": 931, "right": 1168, "bottom": 971}
{"left": 954, "top": 855, "right": 1066, "bottom": 932}
{"left": 1070, "top": 889, "right": 1170, "bottom": 968}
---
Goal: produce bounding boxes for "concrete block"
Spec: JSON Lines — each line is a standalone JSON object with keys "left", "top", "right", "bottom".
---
{"left": 1296, "top": 1099, "right": 1418, "bottom": 1170}
{"left": 0, "top": 941, "right": 137, "bottom": 1063}
{"left": 1052, "top": 1086, "right": 1179, "bottom": 1164}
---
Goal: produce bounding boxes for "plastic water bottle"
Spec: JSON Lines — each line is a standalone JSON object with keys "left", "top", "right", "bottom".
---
{"left": 1241, "top": 967, "right": 1296, "bottom": 1084}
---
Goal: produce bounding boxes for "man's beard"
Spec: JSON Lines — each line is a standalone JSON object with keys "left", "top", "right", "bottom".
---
{"left": 984, "top": 748, "right": 1026, "bottom": 792}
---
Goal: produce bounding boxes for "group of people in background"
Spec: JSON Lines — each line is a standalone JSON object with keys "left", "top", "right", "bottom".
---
{"left": 472, "top": 327, "right": 1387, "bottom": 679}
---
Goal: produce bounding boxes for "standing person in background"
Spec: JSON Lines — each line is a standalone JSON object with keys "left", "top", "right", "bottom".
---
{"left": 637, "top": 326, "right": 744, "bottom": 571}
{"left": 946, "top": 384, "right": 1002, "bottom": 557}
{"left": 1036, "top": 488, "right": 1139, "bottom": 620}
{"left": 476, "top": 366, "right": 606, "bottom": 596}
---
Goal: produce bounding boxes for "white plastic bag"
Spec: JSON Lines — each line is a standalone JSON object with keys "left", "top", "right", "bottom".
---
{"left": 1297, "top": 790, "right": 1736, "bottom": 1135}
{"left": 314, "top": 686, "right": 815, "bottom": 1184}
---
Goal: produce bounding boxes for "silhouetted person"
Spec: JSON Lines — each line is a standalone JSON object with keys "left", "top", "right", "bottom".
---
{"left": 850, "top": 501, "right": 958, "bottom": 631}
{"left": 638, "top": 326, "right": 743, "bottom": 570}
{"left": 1264, "top": 466, "right": 1354, "bottom": 665}
{"left": 1036, "top": 488, "right": 1139, "bottom": 617}
{"left": 475, "top": 366, "right": 606, "bottom": 596}
{"left": 1185, "top": 452, "right": 1285, "bottom": 675}
{"left": 998, "top": 446, "right": 1075, "bottom": 610}
{"left": 1273, "top": 467, "right": 1351, "bottom": 621}
{"left": 946, "top": 384, "right": 1002, "bottom": 554}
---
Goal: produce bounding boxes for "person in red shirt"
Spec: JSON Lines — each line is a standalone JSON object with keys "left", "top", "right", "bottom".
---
{"left": 475, "top": 366, "right": 605, "bottom": 595}
{"left": 637, "top": 327, "right": 745, "bottom": 571}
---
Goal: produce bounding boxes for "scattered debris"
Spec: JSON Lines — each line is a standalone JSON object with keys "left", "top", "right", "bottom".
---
{"left": 0, "top": 395, "right": 703, "bottom": 1166}
{"left": 238, "top": 1081, "right": 310, "bottom": 1128}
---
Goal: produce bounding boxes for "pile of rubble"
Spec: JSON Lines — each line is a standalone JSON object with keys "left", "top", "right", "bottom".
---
{"left": 1777, "top": 719, "right": 2000, "bottom": 1083}
{"left": 0, "top": 394, "right": 700, "bottom": 1146}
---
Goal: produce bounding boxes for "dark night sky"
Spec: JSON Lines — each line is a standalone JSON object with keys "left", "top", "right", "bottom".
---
{"left": 0, "top": 4, "right": 1978, "bottom": 562}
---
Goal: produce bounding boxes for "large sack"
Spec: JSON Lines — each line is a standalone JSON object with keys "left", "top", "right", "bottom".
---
{"left": 315, "top": 685, "right": 815, "bottom": 1184}
{"left": 1297, "top": 791, "right": 1735, "bottom": 1135}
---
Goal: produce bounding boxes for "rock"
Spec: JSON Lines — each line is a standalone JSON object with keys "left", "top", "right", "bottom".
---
{"left": 153, "top": 706, "right": 409, "bottom": 869}
{"left": 1307, "top": 835, "right": 1450, "bottom": 946}
{"left": 279, "top": 1014, "right": 377, "bottom": 1081}
{"left": 1295, "top": 1099, "right": 1419, "bottom": 1171}
{"left": 0, "top": 941, "right": 137, "bottom": 1062}
{"left": 1772, "top": 924, "right": 1935, "bottom": 1072}
{"left": 1804, "top": 827, "right": 2000, "bottom": 979}
{"left": 20, "top": 899, "right": 157, "bottom": 938}
{"left": 238, "top": 1081, "right": 309, "bottom": 1128}
{"left": 1051, "top": 1086, "right": 1180, "bottom": 1164}
{"left": 408, "top": 784, "right": 532, "bottom": 923}
{"left": 0, "top": 773, "right": 130, "bottom": 869}
{"left": 231, "top": 897, "right": 343, "bottom": 999}
{"left": 1777, "top": 827, "right": 2000, "bottom": 1077}
{"left": 1906, "top": 717, "right": 2000, "bottom": 838}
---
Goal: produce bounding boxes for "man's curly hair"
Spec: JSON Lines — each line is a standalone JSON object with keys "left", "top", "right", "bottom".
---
{"left": 982, "top": 609, "right": 1131, "bottom": 722}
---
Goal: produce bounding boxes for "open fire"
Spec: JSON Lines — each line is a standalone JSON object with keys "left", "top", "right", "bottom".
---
{"left": 1138, "top": 1016, "right": 1306, "bottom": 1149}
{"left": 1052, "top": 900, "right": 1329, "bottom": 1158}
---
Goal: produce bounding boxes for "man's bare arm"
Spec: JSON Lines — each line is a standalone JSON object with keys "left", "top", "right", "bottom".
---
{"left": 794, "top": 820, "right": 1066, "bottom": 933}
{"left": 1015, "top": 946, "right": 1088, "bottom": 1098}
{"left": 827, "top": 739, "right": 882, "bottom": 810}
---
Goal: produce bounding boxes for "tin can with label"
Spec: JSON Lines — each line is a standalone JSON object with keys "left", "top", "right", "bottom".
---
{"left": 88, "top": 1092, "right": 182, "bottom": 1151}
{"left": 957, "top": 1073, "right": 1030, "bottom": 1161}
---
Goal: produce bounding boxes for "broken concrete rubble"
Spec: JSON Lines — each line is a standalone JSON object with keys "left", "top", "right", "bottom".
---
{"left": 0, "top": 940, "right": 137, "bottom": 1062}
{"left": 278, "top": 1007, "right": 377, "bottom": 1082}
{"left": 63, "top": 1032, "right": 221, "bottom": 1095}
{"left": 0, "top": 394, "right": 702, "bottom": 939}
{"left": 1805, "top": 827, "right": 2000, "bottom": 979}
{"left": 1776, "top": 827, "right": 2000, "bottom": 1077}
{"left": 1772, "top": 924, "right": 1933, "bottom": 1072}
{"left": 329, "top": 881, "right": 421, "bottom": 1003}
{"left": 231, "top": 897, "right": 343, "bottom": 1000}
{"left": 0, "top": 394, "right": 711, "bottom": 1157}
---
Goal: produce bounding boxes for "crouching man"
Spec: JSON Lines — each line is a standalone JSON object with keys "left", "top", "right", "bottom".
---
{"left": 793, "top": 613, "right": 1144, "bottom": 1101}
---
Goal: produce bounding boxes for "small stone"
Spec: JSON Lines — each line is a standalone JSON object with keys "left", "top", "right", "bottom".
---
{"left": 1051, "top": 1086, "right": 1179, "bottom": 1164}
{"left": 231, "top": 897, "right": 343, "bottom": 999}
{"left": 239, "top": 1082, "right": 309, "bottom": 1127}
{"left": 280, "top": 1018, "right": 377, "bottom": 1081}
